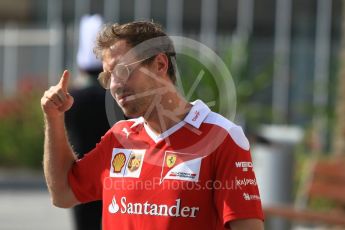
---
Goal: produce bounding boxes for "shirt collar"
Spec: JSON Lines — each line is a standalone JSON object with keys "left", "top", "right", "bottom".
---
{"left": 129, "top": 117, "right": 145, "bottom": 129}
{"left": 130, "top": 99, "right": 211, "bottom": 130}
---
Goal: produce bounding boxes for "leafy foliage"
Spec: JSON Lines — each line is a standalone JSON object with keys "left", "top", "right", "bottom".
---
{"left": 0, "top": 86, "right": 44, "bottom": 169}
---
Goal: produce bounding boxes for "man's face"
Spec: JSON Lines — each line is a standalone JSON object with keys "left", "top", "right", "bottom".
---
{"left": 102, "top": 40, "right": 160, "bottom": 118}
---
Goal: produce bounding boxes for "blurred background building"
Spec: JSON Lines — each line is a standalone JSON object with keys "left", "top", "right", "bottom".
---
{"left": 0, "top": 0, "right": 342, "bottom": 126}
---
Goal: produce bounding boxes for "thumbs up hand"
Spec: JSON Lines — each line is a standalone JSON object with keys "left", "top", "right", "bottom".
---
{"left": 41, "top": 70, "right": 74, "bottom": 118}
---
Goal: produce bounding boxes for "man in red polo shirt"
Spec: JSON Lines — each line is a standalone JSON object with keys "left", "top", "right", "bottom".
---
{"left": 41, "top": 21, "right": 264, "bottom": 229}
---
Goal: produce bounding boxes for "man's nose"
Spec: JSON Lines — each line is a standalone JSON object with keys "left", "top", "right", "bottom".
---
{"left": 110, "top": 75, "right": 126, "bottom": 89}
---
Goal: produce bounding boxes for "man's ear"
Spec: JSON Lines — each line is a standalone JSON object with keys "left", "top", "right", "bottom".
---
{"left": 154, "top": 53, "right": 169, "bottom": 76}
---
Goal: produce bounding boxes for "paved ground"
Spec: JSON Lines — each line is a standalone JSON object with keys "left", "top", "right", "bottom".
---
{"left": 0, "top": 169, "right": 73, "bottom": 230}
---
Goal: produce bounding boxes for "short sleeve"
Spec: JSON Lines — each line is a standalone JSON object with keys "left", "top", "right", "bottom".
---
{"left": 213, "top": 126, "right": 264, "bottom": 226}
{"left": 68, "top": 130, "right": 113, "bottom": 203}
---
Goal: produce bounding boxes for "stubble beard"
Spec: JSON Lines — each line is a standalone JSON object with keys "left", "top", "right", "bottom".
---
{"left": 119, "top": 94, "right": 153, "bottom": 119}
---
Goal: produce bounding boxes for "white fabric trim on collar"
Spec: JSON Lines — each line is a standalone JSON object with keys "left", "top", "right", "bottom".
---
{"left": 129, "top": 117, "right": 145, "bottom": 129}
{"left": 129, "top": 99, "right": 211, "bottom": 132}
{"left": 184, "top": 100, "right": 211, "bottom": 129}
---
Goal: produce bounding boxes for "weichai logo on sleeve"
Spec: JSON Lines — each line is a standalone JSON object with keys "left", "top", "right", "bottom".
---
{"left": 160, "top": 151, "right": 202, "bottom": 183}
{"left": 235, "top": 161, "right": 253, "bottom": 172}
{"left": 110, "top": 148, "right": 146, "bottom": 178}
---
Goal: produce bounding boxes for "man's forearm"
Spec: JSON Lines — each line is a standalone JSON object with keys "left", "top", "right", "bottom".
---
{"left": 43, "top": 115, "right": 77, "bottom": 206}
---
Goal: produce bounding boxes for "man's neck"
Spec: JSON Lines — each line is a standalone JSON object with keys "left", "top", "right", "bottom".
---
{"left": 143, "top": 92, "right": 192, "bottom": 135}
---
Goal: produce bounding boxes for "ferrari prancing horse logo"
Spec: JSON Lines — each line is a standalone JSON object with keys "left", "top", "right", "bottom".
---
{"left": 166, "top": 154, "right": 177, "bottom": 168}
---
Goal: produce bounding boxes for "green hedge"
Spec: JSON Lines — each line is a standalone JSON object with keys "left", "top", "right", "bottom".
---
{"left": 0, "top": 89, "right": 44, "bottom": 169}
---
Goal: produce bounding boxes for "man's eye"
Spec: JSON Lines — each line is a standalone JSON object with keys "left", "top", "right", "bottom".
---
{"left": 115, "top": 65, "right": 129, "bottom": 78}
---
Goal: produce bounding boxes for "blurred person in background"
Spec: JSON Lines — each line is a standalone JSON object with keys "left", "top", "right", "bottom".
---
{"left": 64, "top": 14, "right": 108, "bottom": 230}
{"left": 41, "top": 21, "right": 264, "bottom": 229}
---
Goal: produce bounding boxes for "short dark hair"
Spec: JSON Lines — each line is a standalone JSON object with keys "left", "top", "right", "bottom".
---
{"left": 94, "top": 21, "right": 176, "bottom": 83}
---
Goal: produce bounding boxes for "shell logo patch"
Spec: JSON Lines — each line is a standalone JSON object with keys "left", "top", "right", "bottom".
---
{"left": 166, "top": 154, "right": 176, "bottom": 168}
{"left": 110, "top": 148, "right": 146, "bottom": 178}
{"left": 112, "top": 153, "right": 126, "bottom": 173}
